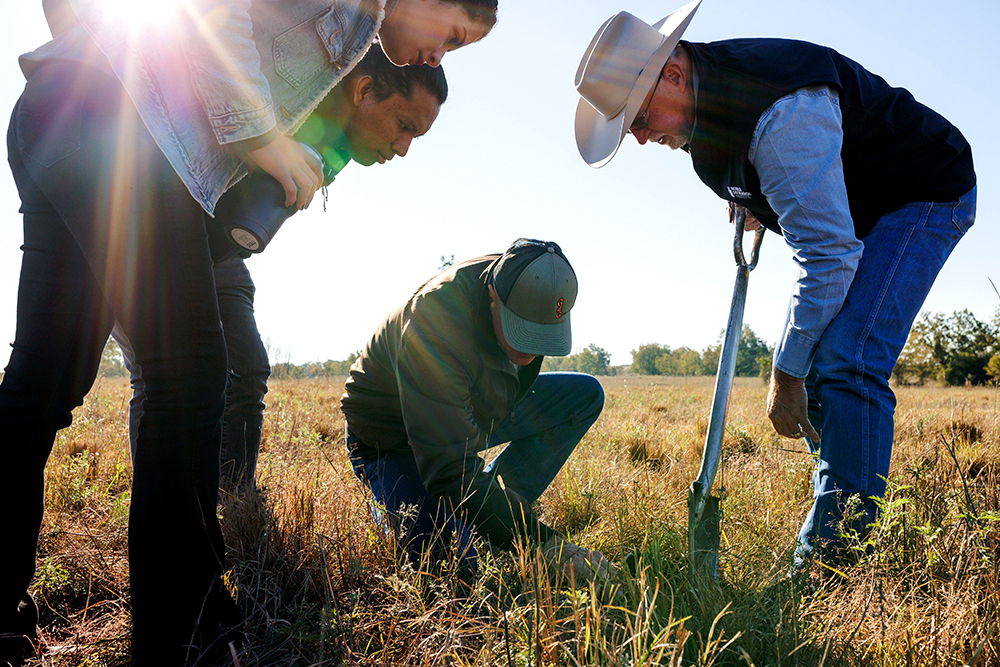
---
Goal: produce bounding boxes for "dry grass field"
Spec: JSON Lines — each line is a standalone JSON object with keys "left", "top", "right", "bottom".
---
{"left": 21, "top": 375, "right": 1000, "bottom": 666}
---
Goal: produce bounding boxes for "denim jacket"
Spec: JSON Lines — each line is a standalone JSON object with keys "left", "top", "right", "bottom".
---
{"left": 19, "top": 0, "right": 383, "bottom": 214}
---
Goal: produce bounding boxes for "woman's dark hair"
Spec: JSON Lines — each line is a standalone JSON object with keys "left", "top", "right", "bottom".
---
{"left": 446, "top": 0, "right": 498, "bottom": 28}
{"left": 353, "top": 46, "right": 448, "bottom": 105}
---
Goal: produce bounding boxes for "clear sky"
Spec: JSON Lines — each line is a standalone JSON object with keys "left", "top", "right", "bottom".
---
{"left": 1, "top": 1, "right": 997, "bottom": 369}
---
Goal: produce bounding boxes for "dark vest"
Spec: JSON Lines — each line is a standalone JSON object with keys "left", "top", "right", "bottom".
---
{"left": 684, "top": 39, "right": 975, "bottom": 237}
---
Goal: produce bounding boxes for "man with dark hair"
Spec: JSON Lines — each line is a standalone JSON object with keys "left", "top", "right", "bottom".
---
{"left": 341, "top": 239, "right": 616, "bottom": 586}
{"left": 574, "top": 1, "right": 976, "bottom": 569}
{"left": 297, "top": 45, "right": 448, "bottom": 173}
{"left": 346, "top": 39, "right": 449, "bottom": 113}
{"left": 115, "top": 46, "right": 448, "bottom": 489}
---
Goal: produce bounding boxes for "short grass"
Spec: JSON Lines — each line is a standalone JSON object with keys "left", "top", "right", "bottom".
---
{"left": 22, "top": 376, "right": 1000, "bottom": 666}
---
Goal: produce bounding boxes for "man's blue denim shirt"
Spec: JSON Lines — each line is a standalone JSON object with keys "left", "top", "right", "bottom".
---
{"left": 748, "top": 86, "right": 864, "bottom": 378}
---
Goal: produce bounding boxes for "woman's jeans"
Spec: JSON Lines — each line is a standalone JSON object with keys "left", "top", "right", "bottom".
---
{"left": 115, "top": 256, "right": 271, "bottom": 489}
{"left": 0, "top": 62, "right": 238, "bottom": 663}
{"left": 348, "top": 373, "right": 605, "bottom": 571}
{"left": 796, "top": 186, "right": 977, "bottom": 564}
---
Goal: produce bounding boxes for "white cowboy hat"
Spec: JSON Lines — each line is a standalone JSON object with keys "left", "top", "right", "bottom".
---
{"left": 575, "top": 0, "right": 701, "bottom": 168}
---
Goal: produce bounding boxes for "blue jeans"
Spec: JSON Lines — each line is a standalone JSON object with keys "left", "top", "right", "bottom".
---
{"left": 115, "top": 256, "right": 271, "bottom": 489}
{"left": 796, "top": 186, "right": 977, "bottom": 563}
{"left": 1, "top": 62, "right": 239, "bottom": 663}
{"left": 348, "top": 372, "right": 604, "bottom": 571}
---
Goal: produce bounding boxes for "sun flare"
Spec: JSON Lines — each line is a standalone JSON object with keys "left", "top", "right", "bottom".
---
{"left": 94, "top": 0, "right": 183, "bottom": 31}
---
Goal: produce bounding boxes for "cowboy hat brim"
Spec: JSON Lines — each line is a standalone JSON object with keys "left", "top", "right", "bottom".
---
{"left": 575, "top": 43, "right": 670, "bottom": 168}
{"left": 575, "top": 0, "right": 701, "bottom": 168}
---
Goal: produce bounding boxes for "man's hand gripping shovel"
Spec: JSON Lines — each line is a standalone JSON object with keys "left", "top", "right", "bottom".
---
{"left": 688, "top": 206, "right": 764, "bottom": 582}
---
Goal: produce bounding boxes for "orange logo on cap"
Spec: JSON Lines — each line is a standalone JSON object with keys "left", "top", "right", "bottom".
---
{"left": 555, "top": 298, "right": 564, "bottom": 319}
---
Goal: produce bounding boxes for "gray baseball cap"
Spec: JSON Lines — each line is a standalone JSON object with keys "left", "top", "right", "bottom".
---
{"left": 490, "top": 239, "right": 578, "bottom": 357}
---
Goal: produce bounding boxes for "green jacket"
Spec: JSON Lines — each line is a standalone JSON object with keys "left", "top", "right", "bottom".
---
{"left": 341, "top": 256, "right": 555, "bottom": 548}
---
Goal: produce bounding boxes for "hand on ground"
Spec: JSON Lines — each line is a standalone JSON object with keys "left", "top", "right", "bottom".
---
{"left": 541, "top": 536, "right": 621, "bottom": 594}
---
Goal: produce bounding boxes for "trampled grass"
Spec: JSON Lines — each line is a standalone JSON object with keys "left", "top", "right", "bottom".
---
{"left": 22, "top": 376, "right": 1000, "bottom": 666}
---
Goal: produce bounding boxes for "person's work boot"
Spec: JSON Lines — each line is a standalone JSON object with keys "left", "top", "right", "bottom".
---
{"left": 0, "top": 594, "right": 40, "bottom": 667}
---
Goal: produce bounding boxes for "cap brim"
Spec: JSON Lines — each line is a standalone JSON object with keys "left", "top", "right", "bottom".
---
{"left": 499, "top": 301, "right": 572, "bottom": 357}
{"left": 575, "top": 0, "right": 701, "bottom": 168}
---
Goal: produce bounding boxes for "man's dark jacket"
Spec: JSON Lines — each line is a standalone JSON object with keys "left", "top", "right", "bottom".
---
{"left": 341, "top": 256, "right": 555, "bottom": 548}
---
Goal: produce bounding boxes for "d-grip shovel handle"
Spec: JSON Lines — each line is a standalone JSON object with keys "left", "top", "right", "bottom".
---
{"left": 732, "top": 206, "right": 765, "bottom": 271}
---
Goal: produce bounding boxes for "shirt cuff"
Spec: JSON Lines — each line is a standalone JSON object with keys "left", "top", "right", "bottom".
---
{"left": 773, "top": 327, "right": 817, "bottom": 379}
{"left": 209, "top": 105, "right": 279, "bottom": 146}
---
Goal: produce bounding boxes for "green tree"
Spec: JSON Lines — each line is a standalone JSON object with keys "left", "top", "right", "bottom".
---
{"left": 540, "top": 356, "right": 572, "bottom": 372}
{"left": 734, "top": 325, "right": 771, "bottom": 377}
{"left": 324, "top": 351, "right": 361, "bottom": 376}
{"left": 653, "top": 350, "right": 675, "bottom": 375}
{"left": 701, "top": 343, "right": 720, "bottom": 375}
{"left": 989, "top": 306, "right": 1000, "bottom": 382}
{"left": 674, "top": 346, "right": 704, "bottom": 376}
{"left": 98, "top": 337, "right": 126, "bottom": 378}
{"left": 987, "top": 353, "right": 1000, "bottom": 382}
{"left": 935, "top": 309, "right": 996, "bottom": 386}
{"left": 757, "top": 353, "right": 773, "bottom": 383}
{"left": 691, "top": 326, "right": 772, "bottom": 378}
{"left": 575, "top": 344, "right": 611, "bottom": 376}
{"left": 899, "top": 309, "right": 999, "bottom": 386}
{"left": 271, "top": 363, "right": 303, "bottom": 380}
{"left": 542, "top": 344, "right": 613, "bottom": 375}
{"left": 631, "top": 343, "right": 668, "bottom": 375}
{"left": 894, "top": 312, "right": 939, "bottom": 386}
{"left": 652, "top": 346, "right": 703, "bottom": 376}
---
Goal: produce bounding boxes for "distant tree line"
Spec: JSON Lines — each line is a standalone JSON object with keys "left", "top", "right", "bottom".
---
{"left": 271, "top": 352, "right": 360, "bottom": 380}
{"left": 623, "top": 308, "right": 1000, "bottom": 386}
{"left": 92, "top": 338, "right": 361, "bottom": 381}
{"left": 85, "top": 308, "right": 999, "bottom": 386}
{"left": 541, "top": 344, "right": 614, "bottom": 375}
{"left": 629, "top": 325, "right": 773, "bottom": 379}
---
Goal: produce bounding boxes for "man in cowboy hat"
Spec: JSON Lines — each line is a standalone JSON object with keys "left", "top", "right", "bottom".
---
{"left": 574, "top": 1, "right": 976, "bottom": 569}
{"left": 340, "top": 239, "right": 615, "bottom": 587}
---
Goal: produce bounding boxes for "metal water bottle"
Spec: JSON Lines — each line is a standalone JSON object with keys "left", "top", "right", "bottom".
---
{"left": 211, "top": 142, "right": 335, "bottom": 260}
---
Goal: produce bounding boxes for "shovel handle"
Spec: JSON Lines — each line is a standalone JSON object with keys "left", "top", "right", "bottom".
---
{"left": 689, "top": 205, "right": 766, "bottom": 577}
{"left": 732, "top": 206, "right": 765, "bottom": 271}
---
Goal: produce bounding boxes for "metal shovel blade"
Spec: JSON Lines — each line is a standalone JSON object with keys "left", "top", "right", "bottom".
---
{"left": 689, "top": 489, "right": 721, "bottom": 580}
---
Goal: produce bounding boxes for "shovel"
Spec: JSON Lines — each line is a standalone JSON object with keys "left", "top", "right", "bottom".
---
{"left": 688, "top": 206, "right": 764, "bottom": 581}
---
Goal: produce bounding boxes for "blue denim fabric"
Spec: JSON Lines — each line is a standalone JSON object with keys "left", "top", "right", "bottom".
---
{"left": 795, "top": 186, "right": 977, "bottom": 564}
{"left": 348, "top": 373, "right": 605, "bottom": 571}
{"left": 1, "top": 61, "right": 239, "bottom": 664}
{"left": 115, "top": 256, "right": 271, "bottom": 488}
{"left": 22, "top": 0, "right": 380, "bottom": 213}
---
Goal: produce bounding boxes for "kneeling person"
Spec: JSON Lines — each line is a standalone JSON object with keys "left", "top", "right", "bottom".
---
{"left": 341, "top": 239, "right": 613, "bottom": 583}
